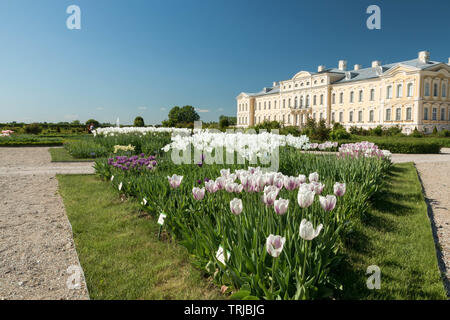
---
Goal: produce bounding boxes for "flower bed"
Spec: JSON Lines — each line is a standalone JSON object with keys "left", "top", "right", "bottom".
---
{"left": 94, "top": 141, "right": 391, "bottom": 300}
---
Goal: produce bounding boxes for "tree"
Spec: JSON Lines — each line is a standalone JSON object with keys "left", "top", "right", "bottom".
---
{"left": 178, "top": 106, "right": 200, "bottom": 123}
{"left": 134, "top": 116, "right": 145, "bottom": 127}
{"left": 85, "top": 119, "right": 100, "bottom": 128}
{"left": 164, "top": 105, "right": 200, "bottom": 127}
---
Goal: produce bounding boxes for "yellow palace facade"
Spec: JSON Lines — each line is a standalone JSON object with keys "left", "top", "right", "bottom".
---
{"left": 236, "top": 51, "right": 450, "bottom": 133}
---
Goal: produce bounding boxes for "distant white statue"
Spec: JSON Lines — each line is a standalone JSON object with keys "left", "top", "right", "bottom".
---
{"left": 116, "top": 117, "right": 120, "bottom": 127}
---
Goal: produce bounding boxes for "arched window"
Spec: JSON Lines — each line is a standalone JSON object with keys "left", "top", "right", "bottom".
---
{"left": 433, "top": 83, "right": 438, "bottom": 97}
{"left": 432, "top": 107, "right": 437, "bottom": 120}
{"left": 339, "top": 112, "right": 343, "bottom": 122}
{"left": 407, "top": 83, "right": 413, "bottom": 97}
{"left": 397, "top": 84, "right": 402, "bottom": 98}
{"left": 442, "top": 84, "right": 447, "bottom": 98}
{"left": 359, "top": 90, "right": 363, "bottom": 102}
{"left": 425, "top": 83, "right": 430, "bottom": 96}
{"left": 294, "top": 97, "right": 298, "bottom": 108}
{"left": 350, "top": 91, "right": 354, "bottom": 103}
{"left": 406, "top": 107, "right": 412, "bottom": 120}
{"left": 331, "top": 112, "right": 335, "bottom": 122}
{"left": 349, "top": 111, "right": 353, "bottom": 122}
{"left": 339, "top": 92, "right": 343, "bottom": 104}
{"left": 320, "top": 94, "right": 324, "bottom": 105}
{"left": 358, "top": 110, "right": 363, "bottom": 122}
{"left": 300, "top": 96, "right": 303, "bottom": 107}
{"left": 306, "top": 95, "right": 310, "bottom": 107}
{"left": 370, "top": 89, "right": 375, "bottom": 101}
{"left": 396, "top": 108, "right": 401, "bottom": 120}
{"left": 369, "top": 110, "right": 374, "bottom": 122}
{"left": 313, "top": 95, "right": 317, "bottom": 105}
{"left": 441, "top": 108, "right": 445, "bottom": 120}
{"left": 424, "top": 107, "right": 428, "bottom": 120}
{"left": 386, "top": 86, "right": 392, "bottom": 99}
{"left": 386, "top": 109, "right": 391, "bottom": 121}
{"left": 332, "top": 93, "right": 335, "bottom": 104}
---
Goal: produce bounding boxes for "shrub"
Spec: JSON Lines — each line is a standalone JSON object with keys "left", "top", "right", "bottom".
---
{"left": 134, "top": 116, "right": 145, "bottom": 127}
{"left": 24, "top": 123, "right": 42, "bottom": 135}
{"left": 330, "top": 128, "right": 351, "bottom": 140}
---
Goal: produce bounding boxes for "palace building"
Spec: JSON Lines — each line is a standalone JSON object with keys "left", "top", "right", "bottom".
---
{"left": 236, "top": 51, "right": 450, "bottom": 133}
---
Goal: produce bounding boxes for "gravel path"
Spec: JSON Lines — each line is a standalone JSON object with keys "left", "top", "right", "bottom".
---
{"left": 392, "top": 148, "right": 450, "bottom": 296}
{"left": 0, "top": 147, "right": 92, "bottom": 299}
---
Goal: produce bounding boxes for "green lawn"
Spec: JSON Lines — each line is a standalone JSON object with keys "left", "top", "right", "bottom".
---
{"left": 49, "top": 147, "right": 94, "bottom": 162}
{"left": 57, "top": 174, "right": 222, "bottom": 300}
{"left": 336, "top": 163, "right": 447, "bottom": 299}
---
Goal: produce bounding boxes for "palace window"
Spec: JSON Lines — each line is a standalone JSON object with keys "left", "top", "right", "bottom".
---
{"left": 396, "top": 108, "right": 401, "bottom": 121}
{"left": 349, "top": 111, "right": 353, "bottom": 122}
{"left": 369, "top": 110, "right": 374, "bottom": 122}
{"left": 386, "top": 109, "right": 391, "bottom": 121}
{"left": 294, "top": 97, "right": 298, "bottom": 108}
{"left": 406, "top": 107, "right": 412, "bottom": 120}
{"left": 350, "top": 91, "right": 354, "bottom": 103}
{"left": 331, "top": 112, "right": 335, "bottom": 122}
{"left": 332, "top": 93, "right": 335, "bottom": 104}
{"left": 397, "top": 84, "right": 402, "bottom": 98}
{"left": 386, "top": 85, "right": 393, "bottom": 99}
{"left": 359, "top": 90, "right": 363, "bottom": 102}
{"left": 425, "top": 83, "right": 430, "bottom": 96}
{"left": 441, "top": 108, "right": 446, "bottom": 121}
{"left": 268, "top": 101, "right": 271, "bottom": 109}
{"left": 358, "top": 110, "right": 363, "bottom": 122}
{"left": 424, "top": 107, "right": 428, "bottom": 120}
{"left": 320, "top": 113, "right": 323, "bottom": 120}
{"left": 407, "top": 83, "right": 413, "bottom": 97}
{"left": 339, "top": 111, "right": 343, "bottom": 122}
{"left": 274, "top": 100, "right": 277, "bottom": 109}
{"left": 288, "top": 114, "right": 291, "bottom": 124}
{"left": 313, "top": 95, "right": 317, "bottom": 105}
{"left": 288, "top": 99, "right": 291, "bottom": 108}
{"left": 370, "top": 88, "right": 375, "bottom": 101}
{"left": 259, "top": 102, "right": 261, "bottom": 110}
{"left": 283, "top": 99, "right": 286, "bottom": 108}
{"left": 300, "top": 96, "right": 303, "bottom": 107}
{"left": 282, "top": 114, "right": 285, "bottom": 123}
{"left": 339, "top": 92, "right": 343, "bottom": 104}
{"left": 442, "top": 84, "right": 447, "bottom": 98}
{"left": 274, "top": 115, "right": 277, "bottom": 121}
{"left": 268, "top": 115, "right": 271, "bottom": 121}
{"left": 433, "top": 83, "right": 438, "bottom": 97}
{"left": 306, "top": 95, "right": 310, "bottom": 107}
{"left": 320, "top": 94, "right": 323, "bottom": 105}
{"left": 432, "top": 108, "right": 437, "bottom": 120}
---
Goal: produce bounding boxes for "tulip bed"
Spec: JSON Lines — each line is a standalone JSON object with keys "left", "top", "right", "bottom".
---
{"left": 94, "top": 138, "right": 391, "bottom": 300}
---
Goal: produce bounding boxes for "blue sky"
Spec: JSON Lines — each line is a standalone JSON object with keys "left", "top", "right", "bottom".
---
{"left": 0, "top": 0, "right": 449, "bottom": 125}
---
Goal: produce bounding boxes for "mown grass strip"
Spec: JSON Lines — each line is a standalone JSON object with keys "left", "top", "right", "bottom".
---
{"left": 336, "top": 163, "right": 447, "bottom": 299}
{"left": 49, "top": 147, "right": 94, "bottom": 162}
{"left": 57, "top": 174, "right": 222, "bottom": 300}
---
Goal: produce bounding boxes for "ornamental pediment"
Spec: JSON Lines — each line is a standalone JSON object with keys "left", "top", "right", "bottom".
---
{"left": 292, "top": 71, "right": 312, "bottom": 80}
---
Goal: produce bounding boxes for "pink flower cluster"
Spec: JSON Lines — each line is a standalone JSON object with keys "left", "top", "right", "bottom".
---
{"left": 188, "top": 166, "right": 346, "bottom": 217}
{"left": 308, "top": 141, "right": 338, "bottom": 150}
{"left": 1, "top": 130, "right": 14, "bottom": 137}
{"left": 338, "top": 141, "right": 391, "bottom": 159}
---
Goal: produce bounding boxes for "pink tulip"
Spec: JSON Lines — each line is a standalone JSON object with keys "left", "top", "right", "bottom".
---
{"left": 297, "top": 190, "right": 315, "bottom": 208}
{"left": 192, "top": 187, "right": 205, "bottom": 200}
{"left": 230, "top": 198, "right": 243, "bottom": 215}
{"left": 283, "top": 176, "right": 297, "bottom": 191}
{"left": 168, "top": 174, "right": 183, "bottom": 188}
{"left": 311, "top": 181, "right": 325, "bottom": 195}
{"left": 266, "top": 234, "right": 286, "bottom": 258}
{"left": 319, "top": 195, "right": 336, "bottom": 211}
{"left": 205, "top": 180, "right": 218, "bottom": 193}
{"left": 333, "top": 182, "right": 346, "bottom": 197}
{"left": 309, "top": 172, "right": 319, "bottom": 182}
{"left": 299, "top": 219, "right": 323, "bottom": 240}
{"left": 297, "top": 174, "right": 307, "bottom": 184}
{"left": 274, "top": 198, "right": 289, "bottom": 215}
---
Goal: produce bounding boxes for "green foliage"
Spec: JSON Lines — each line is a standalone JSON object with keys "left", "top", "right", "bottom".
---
{"left": 164, "top": 106, "right": 200, "bottom": 127}
{"left": 85, "top": 119, "right": 100, "bottom": 128}
{"left": 24, "top": 123, "right": 42, "bottom": 135}
{"left": 134, "top": 116, "right": 145, "bottom": 127}
{"left": 219, "top": 115, "right": 236, "bottom": 129}
{"left": 251, "top": 121, "right": 281, "bottom": 132}
{"left": 330, "top": 128, "right": 351, "bottom": 141}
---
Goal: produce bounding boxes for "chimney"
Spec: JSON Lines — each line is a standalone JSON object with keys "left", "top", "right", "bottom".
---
{"left": 317, "top": 65, "right": 326, "bottom": 72}
{"left": 272, "top": 81, "right": 278, "bottom": 87}
{"left": 354, "top": 64, "right": 362, "bottom": 71}
{"left": 418, "top": 50, "right": 430, "bottom": 63}
{"left": 447, "top": 57, "right": 450, "bottom": 65}
{"left": 371, "top": 60, "right": 381, "bottom": 68}
{"left": 338, "top": 60, "right": 347, "bottom": 71}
